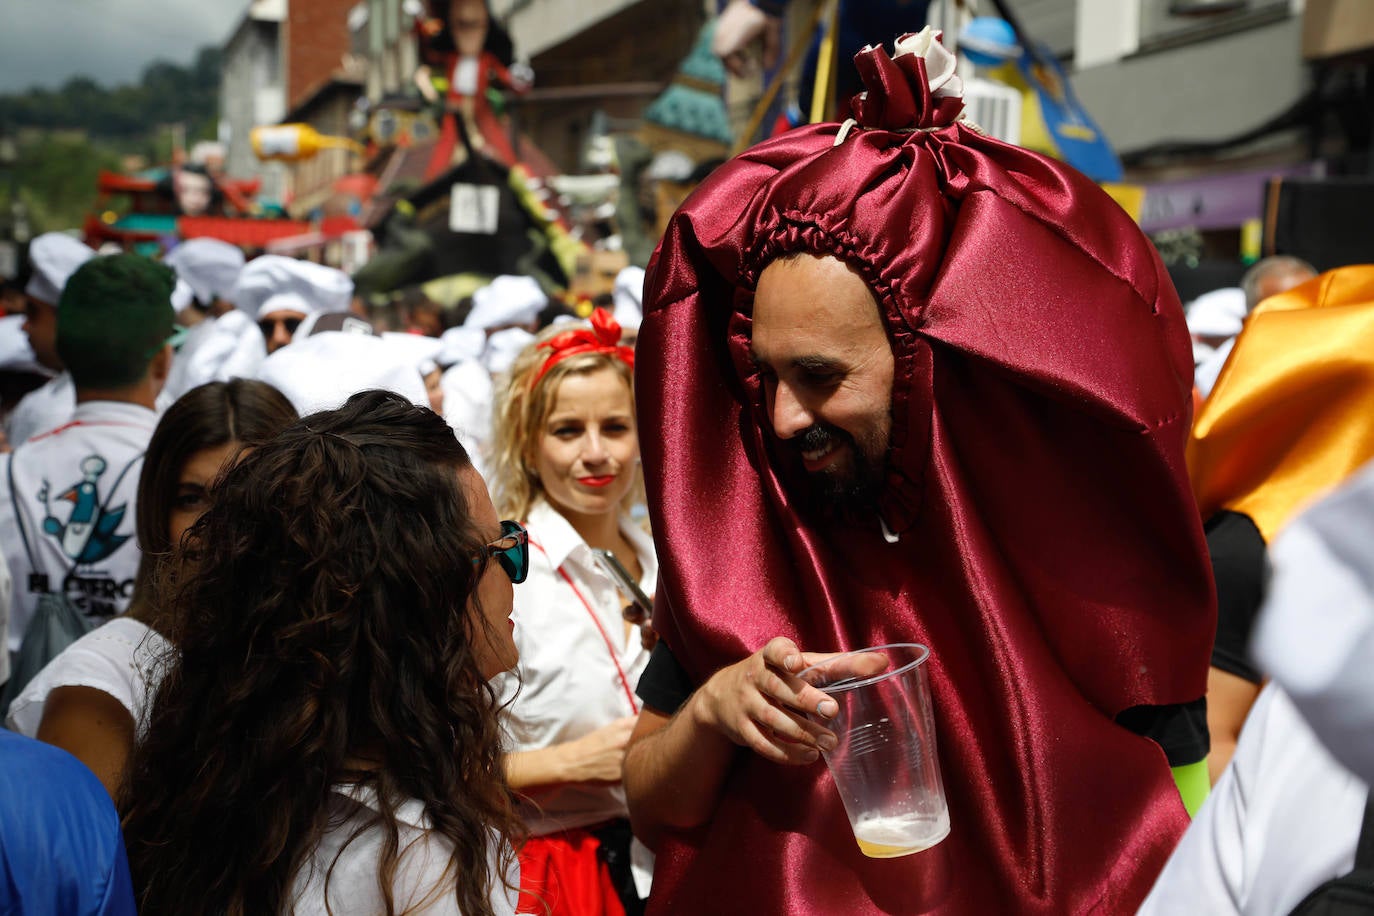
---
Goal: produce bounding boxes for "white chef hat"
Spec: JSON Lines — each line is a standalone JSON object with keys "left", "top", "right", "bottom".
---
{"left": 171, "top": 278, "right": 196, "bottom": 314}
{"left": 0, "top": 314, "right": 54, "bottom": 377}
{"left": 164, "top": 238, "right": 245, "bottom": 307}
{"left": 1185, "top": 287, "right": 1248, "bottom": 339}
{"left": 464, "top": 275, "right": 546, "bottom": 330}
{"left": 24, "top": 233, "right": 95, "bottom": 306}
{"left": 482, "top": 327, "right": 535, "bottom": 375}
{"left": 381, "top": 331, "right": 444, "bottom": 377}
{"left": 255, "top": 330, "right": 428, "bottom": 416}
{"left": 231, "top": 255, "right": 354, "bottom": 320}
{"left": 611, "top": 265, "right": 645, "bottom": 332}
{"left": 257, "top": 291, "right": 317, "bottom": 322}
{"left": 437, "top": 325, "right": 485, "bottom": 367}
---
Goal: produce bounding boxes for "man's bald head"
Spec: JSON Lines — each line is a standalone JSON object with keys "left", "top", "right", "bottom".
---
{"left": 1242, "top": 256, "right": 1317, "bottom": 311}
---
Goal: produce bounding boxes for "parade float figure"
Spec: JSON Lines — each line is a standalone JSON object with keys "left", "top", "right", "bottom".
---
{"left": 414, "top": 0, "right": 528, "bottom": 177}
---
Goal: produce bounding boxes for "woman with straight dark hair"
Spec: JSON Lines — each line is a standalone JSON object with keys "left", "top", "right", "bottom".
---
{"left": 6, "top": 379, "right": 298, "bottom": 796}
{"left": 121, "top": 389, "right": 525, "bottom": 916}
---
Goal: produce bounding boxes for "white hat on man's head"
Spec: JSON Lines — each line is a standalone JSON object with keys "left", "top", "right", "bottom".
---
{"left": 256, "top": 291, "right": 317, "bottom": 320}
{"left": 437, "top": 325, "right": 485, "bottom": 367}
{"left": 464, "top": 275, "right": 546, "bottom": 330}
{"left": 165, "top": 238, "right": 245, "bottom": 307}
{"left": 231, "top": 255, "right": 354, "bottom": 320}
{"left": 24, "top": 233, "right": 95, "bottom": 306}
{"left": 381, "top": 331, "right": 444, "bottom": 376}
{"left": 483, "top": 327, "right": 535, "bottom": 376}
{"left": 255, "top": 330, "right": 428, "bottom": 416}
{"left": 0, "top": 314, "right": 54, "bottom": 377}
{"left": 171, "top": 278, "right": 196, "bottom": 314}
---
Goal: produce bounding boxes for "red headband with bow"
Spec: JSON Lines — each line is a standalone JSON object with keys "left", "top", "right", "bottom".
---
{"left": 531, "top": 307, "right": 634, "bottom": 387}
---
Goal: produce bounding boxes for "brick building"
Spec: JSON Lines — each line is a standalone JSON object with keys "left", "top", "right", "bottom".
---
{"left": 281, "top": 0, "right": 365, "bottom": 219}
{"left": 220, "top": 0, "right": 363, "bottom": 218}
{"left": 285, "top": 0, "right": 360, "bottom": 112}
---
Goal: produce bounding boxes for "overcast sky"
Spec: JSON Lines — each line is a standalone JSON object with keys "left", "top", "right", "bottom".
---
{"left": 0, "top": 1, "right": 247, "bottom": 93}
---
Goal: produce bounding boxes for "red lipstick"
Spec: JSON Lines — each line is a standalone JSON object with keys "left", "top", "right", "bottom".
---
{"left": 578, "top": 475, "right": 616, "bottom": 487}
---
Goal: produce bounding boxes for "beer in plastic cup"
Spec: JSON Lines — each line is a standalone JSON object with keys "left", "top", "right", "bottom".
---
{"left": 800, "top": 643, "right": 949, "bottom": 859}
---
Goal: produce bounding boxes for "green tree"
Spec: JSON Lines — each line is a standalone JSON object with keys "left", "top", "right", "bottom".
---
{"left": 0, "top": 46, "right": 221, "bottom": 140}
{"left": 0, "top": 134, "right": 122, "bottom": 234}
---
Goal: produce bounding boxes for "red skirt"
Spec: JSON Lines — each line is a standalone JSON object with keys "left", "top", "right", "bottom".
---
{"left": 516, "top": 828, "right": 626, "bottom": 916}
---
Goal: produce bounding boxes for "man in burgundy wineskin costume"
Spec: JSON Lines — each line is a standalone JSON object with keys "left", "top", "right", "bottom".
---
{"left": 624, "top": 30, "right": 1215, "bottom": 915}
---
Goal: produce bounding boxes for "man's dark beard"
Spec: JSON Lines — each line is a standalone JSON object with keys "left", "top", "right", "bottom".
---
{"left": 795, "top": 423, "right": 884, "bottom": 518}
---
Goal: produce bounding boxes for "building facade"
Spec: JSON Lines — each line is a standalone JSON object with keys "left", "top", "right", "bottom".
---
{"left": 220, "top": 0, "right": 290, "bottom": 202}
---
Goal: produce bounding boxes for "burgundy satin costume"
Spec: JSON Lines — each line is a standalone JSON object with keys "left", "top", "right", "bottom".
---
{"left": 635, "top": 39, "right": 1215, "bottom": 914}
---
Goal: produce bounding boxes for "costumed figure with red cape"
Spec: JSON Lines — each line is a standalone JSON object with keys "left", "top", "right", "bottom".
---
{"left": 413, "top": 0, "right": 528, "bottom": 178}
{"left": 624, "top": 28, "right": 1215, "bottom": 915}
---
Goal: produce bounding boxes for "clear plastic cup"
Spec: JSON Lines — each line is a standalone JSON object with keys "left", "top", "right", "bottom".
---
{"left": 799, "top": 643, "right": 949, "bottom": 858}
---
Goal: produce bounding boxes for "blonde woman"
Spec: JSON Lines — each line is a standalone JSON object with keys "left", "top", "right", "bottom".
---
{"left": 490, "top": 308, "right": 654, "bottom": 916}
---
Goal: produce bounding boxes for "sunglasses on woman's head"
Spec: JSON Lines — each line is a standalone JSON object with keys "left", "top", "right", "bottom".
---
{"left": 476, "top": 519, "right": 529, "bottom": 583}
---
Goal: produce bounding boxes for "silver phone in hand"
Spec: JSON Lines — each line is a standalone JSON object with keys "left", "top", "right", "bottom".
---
{"left": 593, "top": 548, "right": 653, "bottom": 624}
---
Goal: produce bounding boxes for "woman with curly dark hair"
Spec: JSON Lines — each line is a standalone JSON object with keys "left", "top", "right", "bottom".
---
{"left": 121, "top": 389, "right": 526, "bottom": 916}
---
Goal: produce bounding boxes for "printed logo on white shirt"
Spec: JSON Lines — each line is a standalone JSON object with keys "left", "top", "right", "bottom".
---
{"left": 26, "top": 452, "right": 141, "bottom": 615}
{"left": 38, "top": 455, "right": 134, "bottom": 566}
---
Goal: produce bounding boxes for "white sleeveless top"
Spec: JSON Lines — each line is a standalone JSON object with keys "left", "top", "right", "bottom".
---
{"left": 5, "top": 616, "right": 172, "bottom": 737}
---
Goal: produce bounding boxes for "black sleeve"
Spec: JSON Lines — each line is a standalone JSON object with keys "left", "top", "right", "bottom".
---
{"left": 1116, "top": 697, "right": 1210, "bottom": 767}
{"left": 636, "top": 641, "right": 696, "bottom": 714}
{"left": 1205, "top": 510, "right": 1268, "bottom": 684}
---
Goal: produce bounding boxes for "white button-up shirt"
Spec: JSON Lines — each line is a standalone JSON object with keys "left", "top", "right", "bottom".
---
{"left": 495, "top": 499, "right": 657, "bottom": 837}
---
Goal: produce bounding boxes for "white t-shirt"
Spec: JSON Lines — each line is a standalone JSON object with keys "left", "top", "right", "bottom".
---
{"left": 0, "top": 401, "right": 155, "bottom": 651}
{"left": 6, "top": 617, "right": 171, "bottom": 737}
{"left": 6, "top": 372, "right": 75, "bottom": 448}
{"left": 1139, "top": 683, "right": 1367, "bottom": 915}
{"left": 290, "top": 784, "right": 518, "bottom": 916}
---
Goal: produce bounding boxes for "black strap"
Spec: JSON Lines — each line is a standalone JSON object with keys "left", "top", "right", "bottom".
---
{"left": 590, "top": 819, "right": 645, "bottom": 916}
{"left": 1354, "top": 793, "right": 1374, "bottom": 870}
